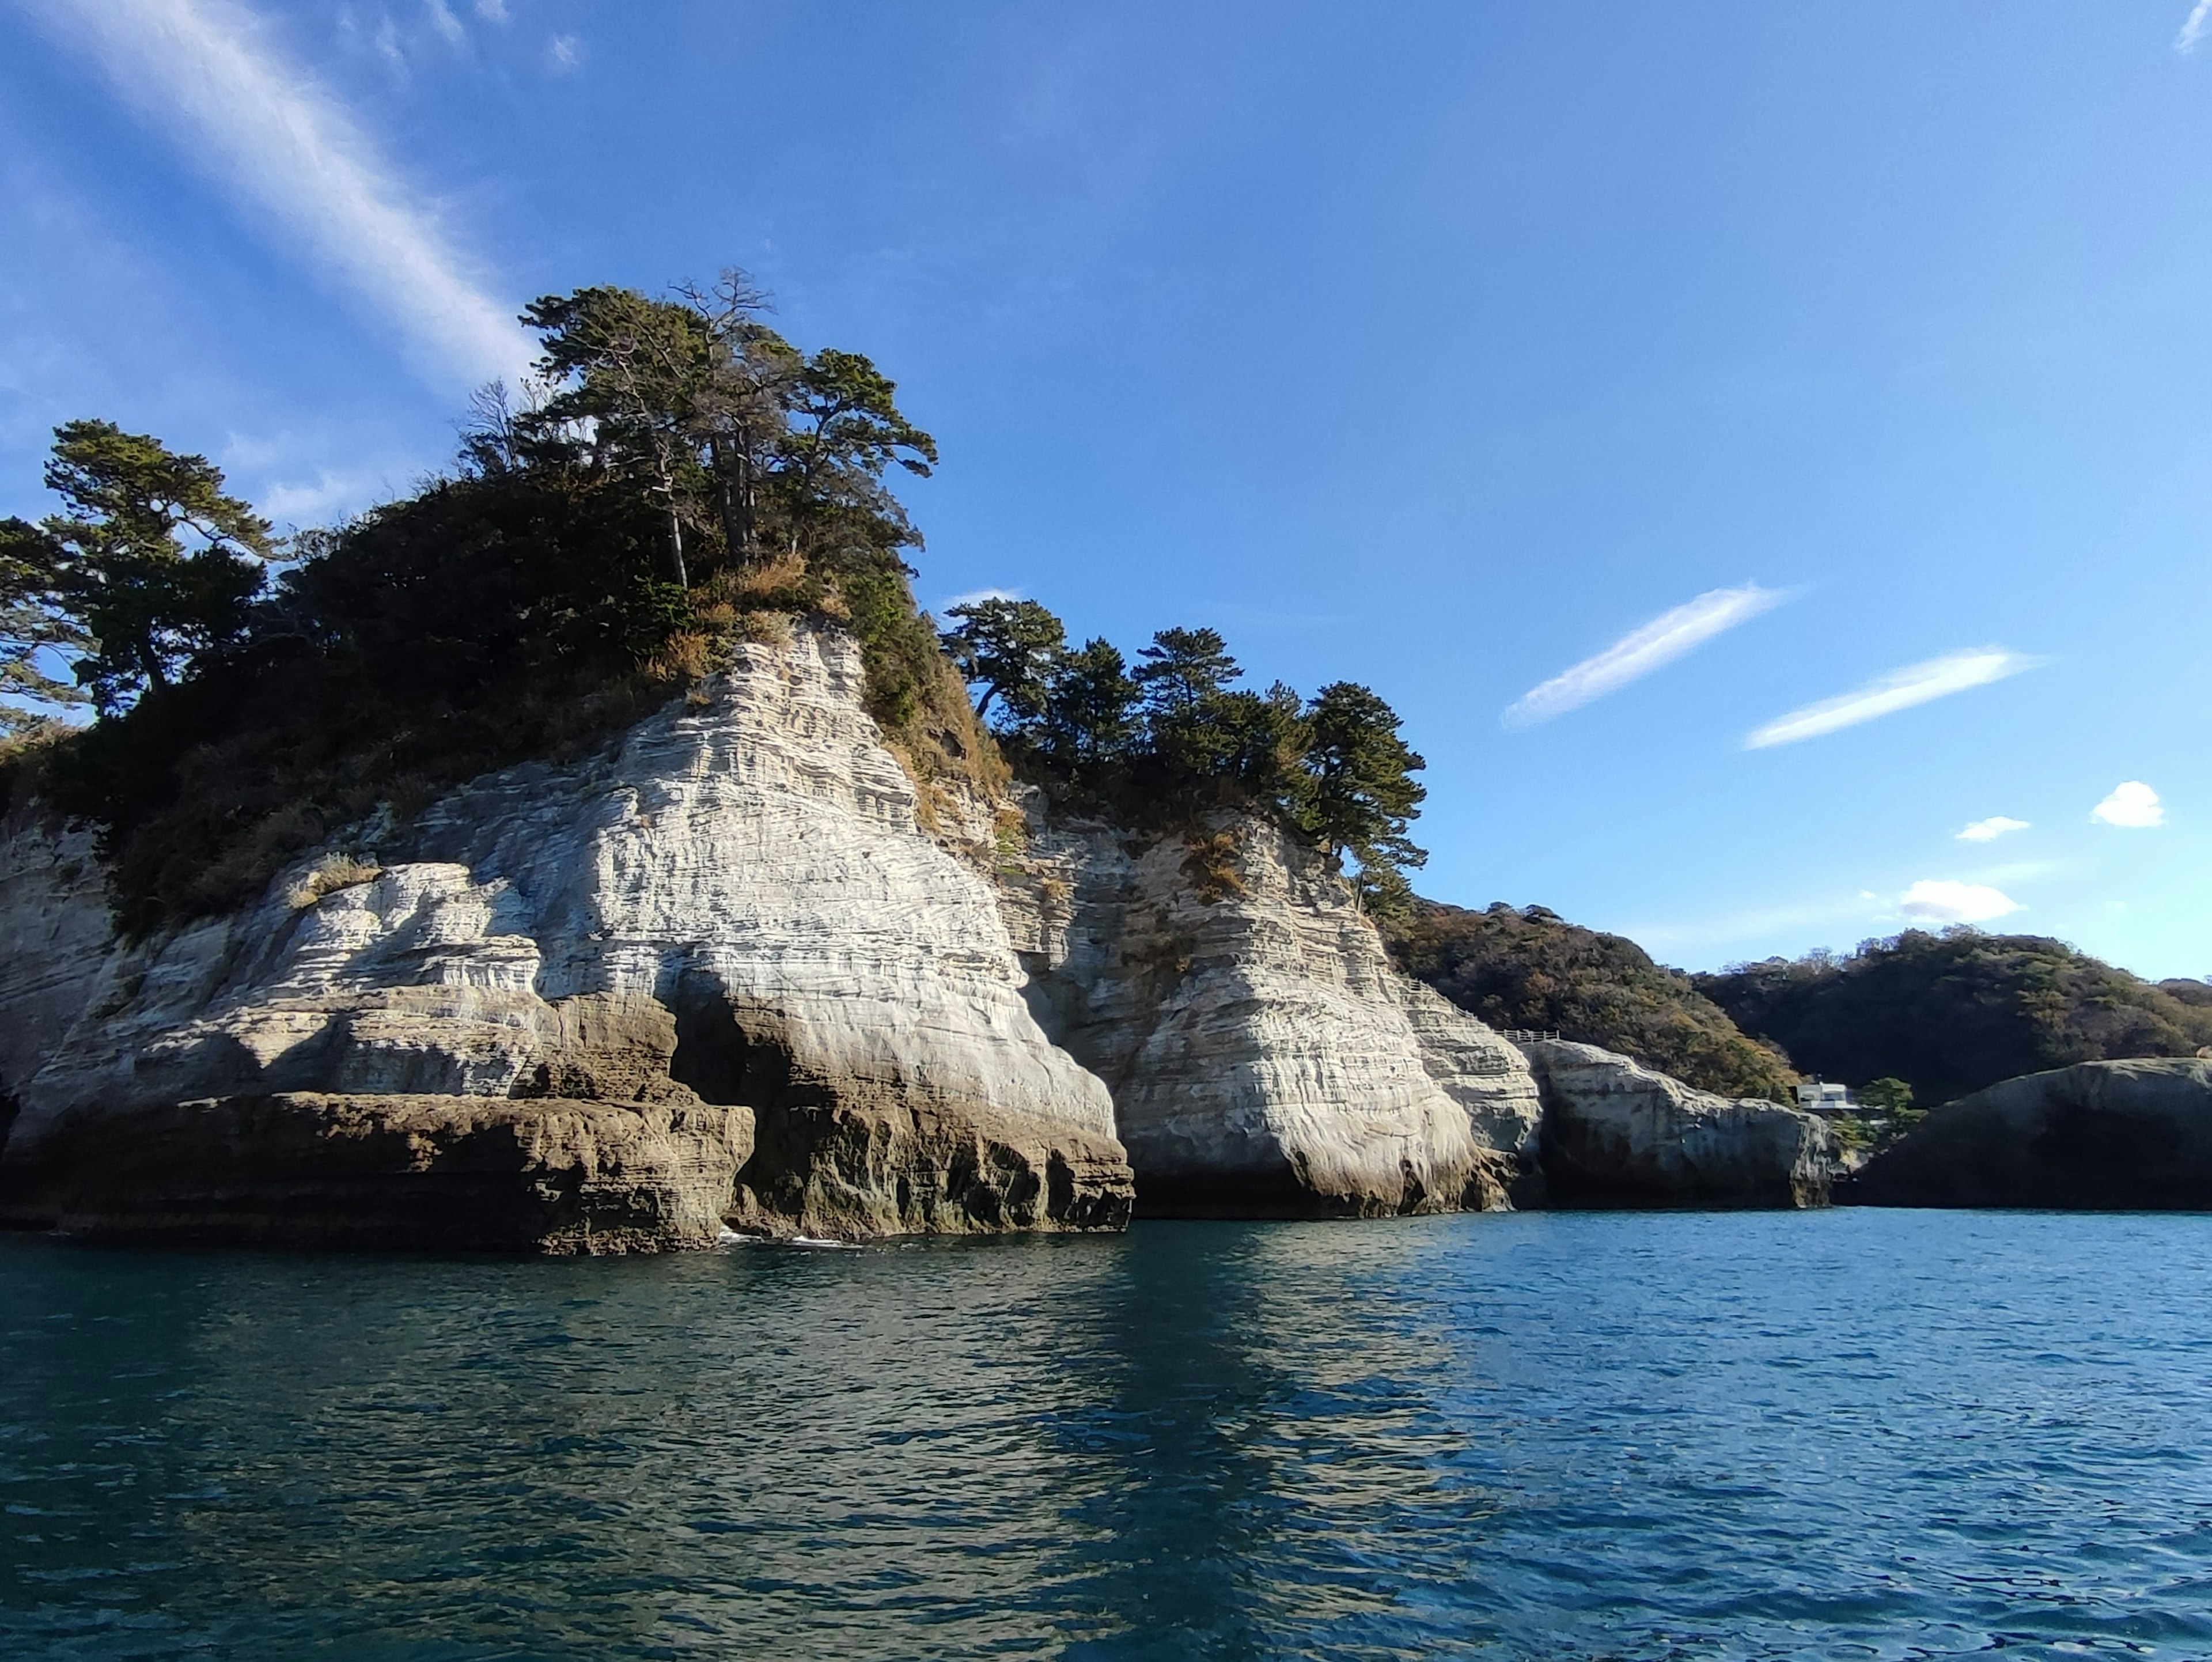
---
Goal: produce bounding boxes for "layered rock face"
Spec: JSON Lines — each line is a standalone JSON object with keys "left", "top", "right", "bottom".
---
{"left": 0, "top": 619, "right": 1836, "bottom": 1245}
{"left": 0, "top": 623, "right": 1132, "bottom": 1247}
{"left": 1845, "top": 1058, "right": 2212, "bottom": 1209}
{"left": 995, "top": 814, "right": 1544, "bottom": 1216}
{"left": 1521, "top": 1039, "right": 1831, "bottom": 1208}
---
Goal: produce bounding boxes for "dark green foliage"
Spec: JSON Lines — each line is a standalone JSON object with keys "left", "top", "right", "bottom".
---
{"left": 1300, "top": 681, "right": 1426, "bottom": 911}
{"left": 19, "top": 274, "right": 946, "bottom": 933}
{"left": 939, "top": 598, "right": 1065, "bottom": 720}
{"left": 1857, "top": 1076, "right": 1914, "bottom": 1115}
{"left": 41, "top": 465, "right": 689, "bottom": 932}
{"left": 0, "top": 421, "right": 271, "bottom": 713}
{"left": 517, "top": 272, "right": 933, "bottom": 586}
{"left": 1384, "top": 900, "right": 1801, "bottom": 1101}
{"left": 942, "top": 601, "right": 1428, "bottom": 898}
{"left": 1696, "top": 930, "right": 2212, "bottom": 1107}
{"left": 1032, "top": 638, "right": 1139, "bottom": 779}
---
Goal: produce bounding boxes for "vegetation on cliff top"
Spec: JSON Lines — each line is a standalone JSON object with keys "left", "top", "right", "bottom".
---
{"left": 0, "top": 272, "right": 1428, "bottom": 929}
{"left": 0, "top": 275, "right": 976, "bottom": 930}
{"left": 1696, "top": 929, "right": 2212, "bottom": 1107}
{"left": 939, "top": 597, "right": 1427, "bottom": 910}
{"left": 1383, "top": 900, "right": 1800, "bottom": 1101}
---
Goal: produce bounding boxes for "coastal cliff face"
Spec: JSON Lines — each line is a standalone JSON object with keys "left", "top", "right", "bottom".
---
{"left": 1844, "top": 1058, "right": 2212, "bottom": 1209}
{"left": 0, "top": 624, "right": 1132, "bottom": 1247}
{"left": 1521, "top": 1039, "right": 1831, "bottom": 1208}
{"left": 994, "top": 813, "right": 1542, "bottom": 1216}
{"left": 0, "top": 620, "right": 1824, "bottom": 1248}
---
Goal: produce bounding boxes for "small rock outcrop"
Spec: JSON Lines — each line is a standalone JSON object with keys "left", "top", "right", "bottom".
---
{"left": 0, "top": 624, "right": 1133, "bottom": 1247}
{"left": 997, "top": 815, "right": 1544, "bottom": 1216}
{"left": 1521, "top": 1039, "right": 1831, "bottom": 1208}
{"left": 1844, "top": 1058, "right": 2212, "bottom": 1209}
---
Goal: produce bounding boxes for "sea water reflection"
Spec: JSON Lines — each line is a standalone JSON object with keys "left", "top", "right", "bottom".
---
{"left": 6, "top": 1210, "right": 2212, "bottom": 1659}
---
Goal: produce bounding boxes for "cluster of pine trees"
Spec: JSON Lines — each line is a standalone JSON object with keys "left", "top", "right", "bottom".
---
{"left": 0, "top": 275, "right": 955, "bottom": 926}
{"left": 939, "top": 597, "right": 1427, "bottom": 908}
{"left": 0, "top": 271, "right": 1434, "bottom": 925}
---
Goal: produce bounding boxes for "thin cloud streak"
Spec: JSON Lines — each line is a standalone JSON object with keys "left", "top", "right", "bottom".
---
{"left": 1502, "top": 583, "right": 1787, "bottom": 730}
{"left": 17, "top": 0, "right": 532, "bottom": 391}
{"left": 2179, "top": 0, "right": 2211, "bottom": 52}
{"left": 1745, "top": 648, "right": 2035, "bottom": 749}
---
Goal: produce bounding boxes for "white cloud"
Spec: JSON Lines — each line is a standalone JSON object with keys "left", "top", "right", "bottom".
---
{"left": 260, "top": 468, "right": 386, "bottom": 521}
{"left": 2179, "top": 1, "right": 2211, "bottom": 52}
{"left": 1745, "top": 648, "right": 2035, "bottom": 749}
{"left": 937, "top": 586, "right": 1020, "bottom": 611}
{"left": 372, "top": 12, "right": 404, "bottom": 73}
{"left": 2092, "top": 781, "right": 2164, "bottom": 828}
{"left": 1898, "top": 879, "right": 2021, "bottom": 925}
{"left": 17, "top": 0, "right": 533, "bottom": 392}
{"left": 472, "top": 0, "right": 507, "bottom": 18}
{"left": 1502, "top": 583, "right": 1787, "bottom": 730}
{"left": 425, "top": 0, "right": 465, "bottom": 47}
{"left": 548, "top": 31, "right": 582, "bottom": 71}
{"left": 1957, "top": 815, "right": 2029, "bottom": 843}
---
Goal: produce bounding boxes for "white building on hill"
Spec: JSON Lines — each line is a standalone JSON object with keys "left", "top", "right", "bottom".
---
{"left": 1796, "top": 1078, "right": 1854, "bottom": 1115}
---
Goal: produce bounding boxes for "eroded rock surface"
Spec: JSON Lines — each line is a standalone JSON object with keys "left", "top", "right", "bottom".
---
{"left": 1522, "top": 1039, "right": 1830, "bottom": 1208}
{"left": 0, "top": 624, "right": 1131, "bottom": 1246}
{"left": 1, "top": 1093, "right": 748, "bottom": 1252}
{"left": 1844, "top": 1058, "right": 2212, "bottom": 1209}
{"left": 998, "top": 812, "right": 1542, "bottom": 1216}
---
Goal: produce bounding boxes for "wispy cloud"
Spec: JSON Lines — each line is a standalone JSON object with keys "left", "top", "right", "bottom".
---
{"left": 1957, "top": 815, "right": 2029, "bottom": 843}
{"left": 2179, "top": 1, "right": 2211, "bottom": 52}
{"left": 16, "top": 0, "right": 533, "bottom": 391}
{"left": 548, "top": 32, "right": 582, "bottom": 71}
{"left": 1502, "top": 583, "right": 1787, "bottom": 730}
{"left": 937, "top": 586, "right": 1020, "bottom": 612}
{"left": 2092, "top": 781, "right": 2164, "bottom": 828}
{"left": 1897, "top": 879, "right": 2020, "bottom": 925}
{"left": 425, "top": 0, "right": 465, "bottom": 48}
{"left": 473, "top": 0, "right": 508, "bottom": 19}
{"left": 260, "top": 467, "right": 386, "bottom": 522}
{"left": 1745, "top": 648, "right": 2035, "bottom": 749}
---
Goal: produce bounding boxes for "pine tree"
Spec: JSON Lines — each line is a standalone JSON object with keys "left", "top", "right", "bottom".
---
{"left": 940, "top": 597, "right": 1065, "bottom": 724}
{"left": 0, "top": 421, "right": 270, "bottom": 713}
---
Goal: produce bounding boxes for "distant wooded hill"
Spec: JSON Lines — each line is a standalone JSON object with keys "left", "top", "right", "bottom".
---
{"left": 1389, "top": 904, "right": 2212, "bottom": 1111}
{"left": 1385, "top": 902, "right": 1800, "bottom": 1102}
{"left": 1695, "top": 931, "right": 2212, "bottom": 1107}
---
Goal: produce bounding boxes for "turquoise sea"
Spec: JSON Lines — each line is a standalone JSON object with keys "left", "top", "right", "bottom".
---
{"left": 5, "top": 1210, "right": 2212, "bottom": 1660}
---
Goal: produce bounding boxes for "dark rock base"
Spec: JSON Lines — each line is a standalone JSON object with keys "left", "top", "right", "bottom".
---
{"left": 0, "top": 1093, "right": 750, "bottom": 1252}
{"left": 1843, "top": 1058, "right": 2212, "bottom": 1209}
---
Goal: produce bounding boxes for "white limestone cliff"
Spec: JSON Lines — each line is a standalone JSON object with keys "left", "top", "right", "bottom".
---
{"left": 0, "top": 623, "right": 1132, "bottom": 1245}
{"left": 0, "top": 618, "right": 1820, "bottom": 1248}
{"left": 1520, "top": 1038, "right": 1831, "bottom": 1208}
{"left": 994, "top": 810, "right": 1543, "bottom": 1216}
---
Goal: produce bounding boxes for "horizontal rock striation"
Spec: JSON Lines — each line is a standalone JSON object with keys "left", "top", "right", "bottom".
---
{"left": 0, "top": 623, "right": 1132, "bottom": 1247}
{"left": 1521, "top": 1039, "right": 1830, "bottom": 1208}
{"left": 998, "top": 812, "right": 1542, "bottom": 1217}
{"left": 1844, "top": 1058, "right": 2212, "bottom": 1209}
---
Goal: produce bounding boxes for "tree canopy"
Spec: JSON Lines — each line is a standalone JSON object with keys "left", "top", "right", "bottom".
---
{"left": 5, "top": 272, "right": 952, "bottom": 930}
{"left": 938, "top": 600, "right": 1428, "bottom": 906}
{"left": 0, "top": 420, "right": 271, "bottom": 715}
{"left": 1696, "top": 929, "right": 2212, "bottom": 1106}
{"left": 1385, "top": 900, "right": 1801, "bottom": 1101}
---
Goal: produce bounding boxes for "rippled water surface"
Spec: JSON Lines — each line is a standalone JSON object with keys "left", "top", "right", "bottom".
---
{"left": 7, "top": 1210, "right": 2212, "bottom": 1659}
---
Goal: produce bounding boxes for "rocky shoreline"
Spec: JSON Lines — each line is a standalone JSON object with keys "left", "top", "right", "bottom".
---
{"left": 0, "top": 623, "right": 1844, "bottom": 1250}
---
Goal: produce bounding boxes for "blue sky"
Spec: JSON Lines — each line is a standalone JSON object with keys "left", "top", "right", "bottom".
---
{"left": 3, "top": 1, "right": 2209, "bottom": 980}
